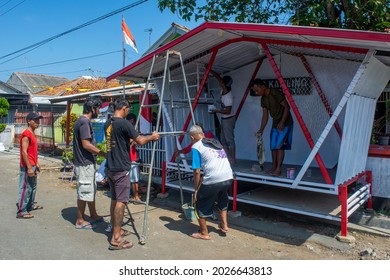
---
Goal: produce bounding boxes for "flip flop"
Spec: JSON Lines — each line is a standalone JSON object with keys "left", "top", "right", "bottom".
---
{"left": 30, "top": 205, "right": 43, "bottom": 211}
{"left": 16, "top": 213, "right": 34, "bottom": 219}
{"left": 108, "top": 240, "right": 133, "bottom": 250}
{"left": 190, "top": 232, "right": 211, "bottom": 240}
{"left": 218, "top": 223, "right": 228, "bottom": 234}
{"left": 75, "top": 223, "right": 96, "bottom": 230}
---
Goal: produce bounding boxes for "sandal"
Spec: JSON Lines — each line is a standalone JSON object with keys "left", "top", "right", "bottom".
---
{"left": 16, "top": 213, "right": 34, "bottom": 219}
{"left": 31, "top": 205, "right": 43, "bottom": 211}
{"left": 190, "top": 232, "right": 211, "bottom": 240}
{"left": 108, "top": 240, "right": 134, "bottom": 250}
{"left": 218, "top": 223, "right": 228, "bottom": 234}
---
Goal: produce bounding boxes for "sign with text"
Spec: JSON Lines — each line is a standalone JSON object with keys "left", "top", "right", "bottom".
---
{"left": 263, "top": 77, "right": 312, "bottom": 95}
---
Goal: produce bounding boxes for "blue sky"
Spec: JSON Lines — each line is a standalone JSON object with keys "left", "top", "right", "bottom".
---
{"left": 0, "top": 0, "right": 200, "bottom": 82}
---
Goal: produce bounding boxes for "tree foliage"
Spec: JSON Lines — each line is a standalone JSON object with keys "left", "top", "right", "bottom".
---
{"left": 158, "top": 0, "right": 390, "bottom": 31}
{"left": 60, "top": 113, "right": 78, "bottom": 138}
{"left": 0, "top": 97, "right": 10, "bottom": 134}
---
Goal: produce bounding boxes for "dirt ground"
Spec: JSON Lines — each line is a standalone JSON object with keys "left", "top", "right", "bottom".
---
{"left": 1, "top": 151, "right": 390, "bottom": 260}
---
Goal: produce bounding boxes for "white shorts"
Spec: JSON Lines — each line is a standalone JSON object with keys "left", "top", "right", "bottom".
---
{"left": 75, "top": 164, "right": 97, "bottom": 202}
{"left": 129, "top": 162, "right": 139, "bottom": 183}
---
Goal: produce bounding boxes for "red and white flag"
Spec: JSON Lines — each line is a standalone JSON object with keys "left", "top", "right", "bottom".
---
{"left": 122, "top": 18, "right": 138, "bottom": 53}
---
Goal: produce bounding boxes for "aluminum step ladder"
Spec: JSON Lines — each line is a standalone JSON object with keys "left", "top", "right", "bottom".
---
{"left": 136, "top": 49, "right": 196, "bottom": 245}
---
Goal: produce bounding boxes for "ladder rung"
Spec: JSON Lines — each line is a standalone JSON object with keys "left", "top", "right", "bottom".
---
{"left": 168, "top": 50, "right": 181, "bottom": 56}
{"left": 140, "top": 104, "right": 159, "bottom": 108}
{"left": 149, "top": 76, "right": 164, "bottom": 80}
{"left": 169, "top": 79, "right": 184, "bottom": 83}
{"left": 172, "top": 105, "right": 191, "bottom": 109}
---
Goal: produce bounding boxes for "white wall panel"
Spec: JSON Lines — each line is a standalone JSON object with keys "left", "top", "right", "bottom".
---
{"left": 336, "top": 95, "right": 376, "bottom": 184}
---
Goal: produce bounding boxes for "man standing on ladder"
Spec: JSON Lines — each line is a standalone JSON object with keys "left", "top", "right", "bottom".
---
{"left": 104, "top": 98, "right": 159, "bottom": 250}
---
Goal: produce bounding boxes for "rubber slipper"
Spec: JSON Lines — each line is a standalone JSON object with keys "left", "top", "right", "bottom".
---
{"left": 16, "top": 213, "right": 34, "bottom": 219}
{"left": 108, "top": 240, "right": 133, "bottom": 250}
{"left": 218, "top": 223, "right": 228, "bottom": 234}
{"left": 31, "top": 205, "right": 43, "bottom": 211}
{"left": 190, "top": 232, "right": 211, "bottom": 240}
{"left": 75, "top": 223, "right": 96, "bottom": 230}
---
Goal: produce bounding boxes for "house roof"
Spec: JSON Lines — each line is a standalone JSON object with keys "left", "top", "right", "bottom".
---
{"left": 49, "top": 83, "right": 153, "bottom": 104}
{"left": 7, "top": 72, "right": 69, "bottom": 94}
{"left": 143, "top": 22, "right": 191, "bottom": 56}
{"left": 36, "top": 76, "right": 124, "bottom": 97}
{"left": 0, "top": 80, "right": 21, "bottom": 94}
{"left": 107, "top": 21, "right": 390, "bottom": 82}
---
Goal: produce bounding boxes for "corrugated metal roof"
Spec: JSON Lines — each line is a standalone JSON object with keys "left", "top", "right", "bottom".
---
{"left": 108, "top": 22, "right": 390, "bottom": 82}
{"left": 8, "top": 72, "right": 69, "bottom": 94}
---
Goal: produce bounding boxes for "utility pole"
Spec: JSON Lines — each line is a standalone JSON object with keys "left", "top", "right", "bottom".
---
{"left": 144, "top": 28, "right": 152, "bottom": 47}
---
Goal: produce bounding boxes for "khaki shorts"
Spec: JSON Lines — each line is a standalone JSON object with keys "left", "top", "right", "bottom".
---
{"left": 75, "top": 164, "right": 96, "bottom": 202}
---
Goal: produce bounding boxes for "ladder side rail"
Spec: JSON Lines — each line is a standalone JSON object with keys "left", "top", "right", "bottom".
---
{"left": 178, "top": 52, "right": 195, "bottom": 124}
{"left": 136, "top": 54, "right": 157, "bottom": 129}
{"left": 177, "top": 50, "right": 218, "bottom": 145}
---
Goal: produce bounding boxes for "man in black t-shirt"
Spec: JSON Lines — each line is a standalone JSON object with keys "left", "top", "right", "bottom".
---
{"left": 73, "top": 97, "right": 106, "bottom": 230}
{"left": 104, "top": 98, "right": 159, "bottom": 250}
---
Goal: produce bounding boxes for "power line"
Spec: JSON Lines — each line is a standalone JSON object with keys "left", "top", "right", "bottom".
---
{"left": 0, "top": 0, "right": 26, "bottom": 16}
{"left": 0, "top": 50, "right": 122, "bottom": 72}
{"left": 0, "top": 0, "right": 14, "bottom": 9}
{"left": 0, "top": 0, "right": 148, "bottom": 63}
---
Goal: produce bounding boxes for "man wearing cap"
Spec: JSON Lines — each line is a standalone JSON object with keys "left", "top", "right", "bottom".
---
{"left": 251, "top": 79, "right": 293, "bottom": 177}
{"left": 73, "top": 97, "right": 106, "bottom": 230}
{"left": 208, "top": 69, "right": 236, "bottom": 165}
{"left": 16, "top": 112, "right": 43, "bottom": 219}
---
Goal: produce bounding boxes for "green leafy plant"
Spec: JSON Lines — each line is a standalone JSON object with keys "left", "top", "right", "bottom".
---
{"left": 60, "top": 113, "right": 78, "bottom": 139}
{"left": 62, "top": 149, "right": 73, "bottom": 164}
{"left": 0, "top": 97, "right": 10, "bottom": 134}
{"left": 96, "top": 140, "right": 106, "bottom": 164}
{"left": 158, "top": 0, "right": 390, "bottom": 32}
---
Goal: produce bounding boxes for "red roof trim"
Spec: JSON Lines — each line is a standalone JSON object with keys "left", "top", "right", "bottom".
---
{"left": 107, "top": 21, "right": 390, "bottom": 81}
{"left": 206, "top": 22, "right": 390, "bottom": 42}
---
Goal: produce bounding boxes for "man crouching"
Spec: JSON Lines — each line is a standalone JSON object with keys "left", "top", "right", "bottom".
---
{"left": 190, "top": 124, "right": 233, "bottom": 240}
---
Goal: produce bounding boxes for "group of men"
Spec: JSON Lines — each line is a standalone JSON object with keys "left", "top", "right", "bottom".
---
{"left": 16, "top": 75, "right": 293, "bottom": 248}
{"left": 72, "top": 98, "right": 159, "bottom": 250}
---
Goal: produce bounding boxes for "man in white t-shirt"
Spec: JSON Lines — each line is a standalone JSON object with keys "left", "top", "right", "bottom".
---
{"left": 189, "top": 124, "right": 233, "bottom": 240}
{"left": 209, "top": 70, "right": 236, "bottom": 164}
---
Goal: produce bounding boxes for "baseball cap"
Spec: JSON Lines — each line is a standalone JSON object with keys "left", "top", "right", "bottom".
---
{"left": 26, "top": 112, "right": 43, "bottom": 121}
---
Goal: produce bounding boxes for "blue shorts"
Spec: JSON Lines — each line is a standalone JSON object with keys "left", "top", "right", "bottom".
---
{"left": 270, "top": 125, "right": 293, "bottom": 150}
{"left": 195, "top": 179, "right": 232, "bottom": 218}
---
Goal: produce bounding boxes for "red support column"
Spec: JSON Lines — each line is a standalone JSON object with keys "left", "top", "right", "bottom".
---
{"left": 161, "top": 161, "right": 166, "bottom": 195}
{"left": 232, "top": 177, "right": 238, "bottom": 212}
{"left": 338, "top": 184, "right": 348, "bottom": 236}
{"left": 366, "top": 170, "right": 373, "bottom": 210}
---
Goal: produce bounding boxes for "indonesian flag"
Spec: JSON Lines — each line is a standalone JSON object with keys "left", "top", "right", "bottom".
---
{"left": 122, "top": 18, "right": 138, "bottom": 53}
{"left": 139, "top": 91, "right": 152, "bottom": 133}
